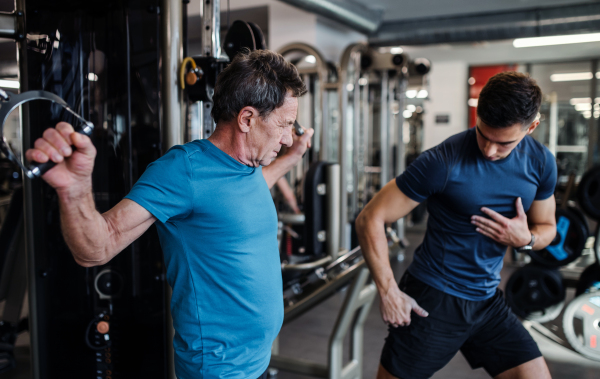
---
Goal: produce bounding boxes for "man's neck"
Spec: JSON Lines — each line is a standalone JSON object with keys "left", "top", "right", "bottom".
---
{"left": 208, "top": 123, "right": 255, "bottom": 167}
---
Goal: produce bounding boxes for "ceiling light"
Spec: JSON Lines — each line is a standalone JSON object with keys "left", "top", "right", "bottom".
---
{"left": 468, "top": 77, "right": 476, "bottom": 85}
{"left": 514, "top": 32, "right": 600, "bottom": 48}
{"left": 406, "top": 90, "right": 417, "bottom": 98}
{"left": 390, "top": 47, "right": 403, "bottom": 54}
{"left": 358, "top": 78, "right": 368, "bottom": 86}
{"left": 468, "top": 98, "right": 478, "bottom": 107}
{"left": 550, "top": 72, "right": 595, "bottom": 82}
{"left": 403, "top": 110, "right": 412, "bottom": 118}
{"left": 406, "top": 104, "right": 416, "bottom": 112}
{"left": 346, "top": 83, "right": 354, "bottom": 92}
{"left": 88, "top": 73, "right": 98, "bottom": 81}
{"left": 575, "top": 103, "right": 592, "bottom": 111}
{"left": 570, "top": 97, "right": 597, "bottom": 105}
{"left": 304, "top": 55, "right": 316, "bottom": 64}
{"left": 417, "top": 90, "right": 428, "bottom": 98}
{"left": 0, "top": 79, "right": 20, "bottom": 89}
{"left": 583, "top": 111, "right": 592, "bottom": 119}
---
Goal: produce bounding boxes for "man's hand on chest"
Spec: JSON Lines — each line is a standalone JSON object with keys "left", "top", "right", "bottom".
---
{"left": 470, "top": 197, "right": 532, "bottom": 247}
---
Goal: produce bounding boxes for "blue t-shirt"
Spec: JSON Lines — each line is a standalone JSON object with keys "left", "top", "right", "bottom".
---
{"left": 397, "top": 128, "right": 556, "bottom": 300}
{"left": 125, "top": 139, "right": 283, "bottom": 379}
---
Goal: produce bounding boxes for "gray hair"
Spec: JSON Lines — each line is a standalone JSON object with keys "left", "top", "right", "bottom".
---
{"left": 211, "top": 49, "right": 307, "bottom": 123}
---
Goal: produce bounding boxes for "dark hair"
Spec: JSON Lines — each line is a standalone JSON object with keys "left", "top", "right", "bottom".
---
{"left": 211, "top": 49, "right": 307, "bottom": 123}
{"left": 477, "top": 71, "right": 542, "bottom": 129}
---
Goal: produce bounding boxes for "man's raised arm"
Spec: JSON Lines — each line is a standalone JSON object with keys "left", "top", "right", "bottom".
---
{"left": 263, "top": 127, "right": 313, "bottom": 188}
{"left": 25, "top": 122, "right": 156, "bottom": 267}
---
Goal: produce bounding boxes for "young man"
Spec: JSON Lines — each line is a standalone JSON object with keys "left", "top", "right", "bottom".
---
{"left": 357, "top": 72, "right": 556, "bottom": 379}
{"left": 25, "top": 50, "right": 314, "bottom": 379}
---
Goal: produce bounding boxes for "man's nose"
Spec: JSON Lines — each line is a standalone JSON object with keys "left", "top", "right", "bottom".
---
{"left": 281, "top": 129, "right": 293, "bottom": 147}
{"left": 483, "top": 141, "right": 496, "bottom": 157}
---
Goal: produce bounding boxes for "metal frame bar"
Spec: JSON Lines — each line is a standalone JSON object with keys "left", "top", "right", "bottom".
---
{"left": 395, "top": 76, "right": 407, "bottom": 241}
{"left": 161, "top": 0, "right": 183, "bottom": 151}
{"left": 270, "top": 267, "right": 376, "bottom": 379}
{"left": 380, "top": 70, "right": 389, "bottom": 187}
{"left": 338, "top": 43, "right": 368, "bottom": 250}
{"left": 201, "top": 0, "right": 220, "bottom": 58}
{"left": 587, "top": 59, "right": 598, "bottom": 169}
{"left": 278, "top": 43, "right": 330, "bottom": 163}
{"left": 326, "top": 164, "right": 341, "bottom": 259}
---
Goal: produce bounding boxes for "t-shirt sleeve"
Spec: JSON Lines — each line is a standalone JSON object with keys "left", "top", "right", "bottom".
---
{"left": 396, "top": 146, "right": 449, "bottom": 203}
{"left": 535, "top": 147, "right": 557, "bottom": 201}
{"left": 124, "top": 146, "right": 193, "bottom": 223}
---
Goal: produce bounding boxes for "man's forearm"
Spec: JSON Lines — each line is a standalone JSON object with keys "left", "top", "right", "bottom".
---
{"left": 57, "top": 181, "right": 112, "bottom": 267}
{"left": 356, "top": 214, "right": 396, "bottom": 294}
{"left": 263, "top": 153, "right": 298, "bottom": 189}
{"left": 530, "top": 223, "right": 557, "bottom": 250}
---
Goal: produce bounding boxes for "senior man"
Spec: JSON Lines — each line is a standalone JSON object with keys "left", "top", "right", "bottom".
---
{"left": 25, "top": 49, "right": 314, "bottom": 379}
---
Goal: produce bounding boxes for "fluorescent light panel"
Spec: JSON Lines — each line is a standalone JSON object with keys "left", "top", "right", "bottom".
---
{"left": 575, "top": 103, "right": 592, "bottom": 111}
{"left": 570, "top": 97, "right": 600, "bottom": 105}
{"left": 0, "top": 80, "right": 19, "bottom": 89}
{"left": 550, "top": 72, "right": 599, "bottom": 82}
{"left": 514, "top": 33, "right": 600, "bottom": 48}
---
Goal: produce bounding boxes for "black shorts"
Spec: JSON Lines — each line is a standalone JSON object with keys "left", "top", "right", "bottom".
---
{"left": 380, "top": 272, "right": 542, "bottom": 379}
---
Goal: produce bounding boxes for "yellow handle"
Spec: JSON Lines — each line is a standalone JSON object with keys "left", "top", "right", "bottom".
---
{"left": 180, "top": 57, "right": 197, "bottom": 89}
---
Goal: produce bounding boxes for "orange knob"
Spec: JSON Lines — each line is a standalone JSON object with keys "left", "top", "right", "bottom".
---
{"left": 185, "top": 72, "right": 198, "bottom": 86}
{"left": 97, "top": 321, "right": 110, "bottom": 334}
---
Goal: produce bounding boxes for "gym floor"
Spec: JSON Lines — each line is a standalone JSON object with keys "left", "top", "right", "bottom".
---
{"left": 4, "top": 223, "right": 600, "bottom": 379}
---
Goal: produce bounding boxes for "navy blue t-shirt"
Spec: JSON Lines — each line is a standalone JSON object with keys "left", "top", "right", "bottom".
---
{"left": 396, "top": 128, "right": 556, "bottom": 300}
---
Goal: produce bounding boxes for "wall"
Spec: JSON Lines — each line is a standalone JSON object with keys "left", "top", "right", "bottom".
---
{"left": 404, "top": 40, "right": 600, "bottom": 150}
{"left": 422, "top": 61, "right": 468, "bottom": 150}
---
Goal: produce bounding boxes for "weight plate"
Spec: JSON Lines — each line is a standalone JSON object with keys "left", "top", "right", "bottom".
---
{"left": 529, "top": 208, "right": 588, "bottom": 267}
{"left": 505, "top": 265, "right": 565, "bottom": 323}
{"left": 576, "top": 264, "right": 600, "bottom": 297}
{"left": 247, "top": 22, "right": 266, "bottom": 50}
{"left": 569, "top": 206, "right": 590, "bottom": 237}
{"left": 578, "top": 166, "right": 600, "bottom": 220}
{"left": 562, "top": 291, "right": 600, "bottom": 361}
{"left": 223, "top": 20, "right": 256, "bottom": 60}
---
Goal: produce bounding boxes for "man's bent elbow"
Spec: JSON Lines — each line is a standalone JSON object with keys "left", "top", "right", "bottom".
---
{"left": 355, "top": 209, "right": 375, "bottom": 237}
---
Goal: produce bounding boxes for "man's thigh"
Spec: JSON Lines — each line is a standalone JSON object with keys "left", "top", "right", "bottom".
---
{"left": 380, "top": 273, "right": 471, "bottom": 379}
{"left": 460, "top": 290, "right": 543, "bottom": 378}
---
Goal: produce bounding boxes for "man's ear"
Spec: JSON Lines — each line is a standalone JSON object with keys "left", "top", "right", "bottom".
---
{"left": 237, "top": 106, "right": 258, "bottom": 133}
{"left": 526, "top": 120, "right": 540, "bottom": 134}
